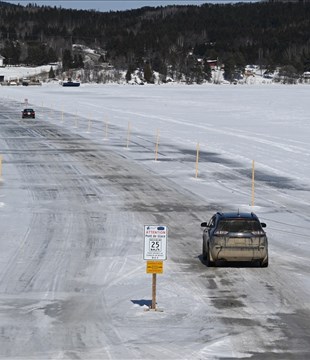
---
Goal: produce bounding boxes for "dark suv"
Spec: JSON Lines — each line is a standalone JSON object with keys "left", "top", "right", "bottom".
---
{"left": 201, "top": 212, "right": 268, "bottom": 267}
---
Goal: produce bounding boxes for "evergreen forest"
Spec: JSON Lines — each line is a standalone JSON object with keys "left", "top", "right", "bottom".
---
{"left": 0, "top": 1, "right": 310, "bottom": 82}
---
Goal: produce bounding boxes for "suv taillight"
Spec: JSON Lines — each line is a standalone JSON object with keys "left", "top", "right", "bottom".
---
{"left": 251, "top": 231, "right": 265, "bottom": 235}
{"left": 214, "top": 231, "right": 228, "bottom": 235}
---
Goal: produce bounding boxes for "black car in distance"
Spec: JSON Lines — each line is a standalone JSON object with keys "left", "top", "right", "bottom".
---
{"left": 22, "top": 108, "right": 35, "bottom": 119}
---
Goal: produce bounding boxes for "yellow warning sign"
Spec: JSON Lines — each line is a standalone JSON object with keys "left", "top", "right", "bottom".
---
{"left": 146, "top": 261, "right": 163, "bottom": 274}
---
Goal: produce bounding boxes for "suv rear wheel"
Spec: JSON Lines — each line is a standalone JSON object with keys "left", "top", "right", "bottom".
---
{"left": 206, "top": 245, "right": 215, "bottom": 267}
{"left": 261, "top": 257, "right": 269, "bottom": 268}
{"left": 202, "top": 243, "right": 207, "bottom": 261}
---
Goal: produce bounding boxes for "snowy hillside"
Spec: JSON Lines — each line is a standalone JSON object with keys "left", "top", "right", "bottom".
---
{"left": 1, "top": 62, "right": 305, "bottom": 85}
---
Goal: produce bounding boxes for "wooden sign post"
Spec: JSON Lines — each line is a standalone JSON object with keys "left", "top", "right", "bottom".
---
{"left": 146, "top": 261, "right": 163, "bottom": 310}
{"left": 152, "top": 273, "right": 156, "bottom": 310}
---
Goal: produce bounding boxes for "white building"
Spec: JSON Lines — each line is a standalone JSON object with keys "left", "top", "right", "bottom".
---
{"left": 0, "top": 55, "right": 5, "bottom": 67}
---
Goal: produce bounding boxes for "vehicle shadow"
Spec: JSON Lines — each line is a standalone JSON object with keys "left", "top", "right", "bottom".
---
{"left": 197, "top": 254, "right": 262, "bottom": 268}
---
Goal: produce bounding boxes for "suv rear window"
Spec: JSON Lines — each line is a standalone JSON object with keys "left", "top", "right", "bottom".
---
{"left": 217, "top": 219, "right": 262, "bottom": 232}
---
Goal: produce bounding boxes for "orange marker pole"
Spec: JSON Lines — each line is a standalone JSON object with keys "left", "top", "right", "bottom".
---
{"left": 87, "top": 118, "right": 92, "bottom": 133}
{"left": 104, "top": 120, "right": 109, "bottom": 140}
{"left": 155, "top": 129, "right": 160, "bottom": 161}
{"left": 74, "top": 111, "right": 78, "bottom": 128}
{"left": 251, "top": 160, "right": 255, "bottom": 207}
{"left": 126, "top": 121, "right": 131, "bottom": 148}
{"left": 195, "top": 142, "right": 200, "bottom": 178}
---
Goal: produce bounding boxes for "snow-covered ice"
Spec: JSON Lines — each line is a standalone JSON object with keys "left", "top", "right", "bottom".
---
{"left": 0, "top": 81, "right": 310, "bottom": 359}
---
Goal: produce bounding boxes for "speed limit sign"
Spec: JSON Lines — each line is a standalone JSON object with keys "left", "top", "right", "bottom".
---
{"left": 143, "top": 225, "right": 167, "bottom": 260}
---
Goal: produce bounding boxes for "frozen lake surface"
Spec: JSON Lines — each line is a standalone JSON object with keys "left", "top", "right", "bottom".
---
{"left": 0, "top": 83, "right": 309, "bottom": 359}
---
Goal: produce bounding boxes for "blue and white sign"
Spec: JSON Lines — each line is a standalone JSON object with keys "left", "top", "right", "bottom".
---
{"left": 144, "top": 225, "right": 168, "bottom": 260}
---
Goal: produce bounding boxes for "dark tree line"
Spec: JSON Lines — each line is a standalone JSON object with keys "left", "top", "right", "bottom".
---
{"left": 0, "top": 1, "right": 310, "bottom": 81}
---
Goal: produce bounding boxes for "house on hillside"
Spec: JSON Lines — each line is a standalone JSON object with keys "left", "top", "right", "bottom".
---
{"left": 303, "top": 71, "right": 310, "bottom": 83}
{"left": 268, "top": 0, "right": 310, "bottom": 2}
{"left": 0, "top": 55, "right": 5, "bottom": 67}
{"left": 206, "top": 59, "right": 219, "bottom": 70}
{"left": 245, "top": 65, "right": 258, "bottom": 76}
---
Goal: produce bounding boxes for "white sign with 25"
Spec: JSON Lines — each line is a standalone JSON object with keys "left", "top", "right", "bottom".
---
{"left": 143, "top": 225, "right": 168, "bottom": 260}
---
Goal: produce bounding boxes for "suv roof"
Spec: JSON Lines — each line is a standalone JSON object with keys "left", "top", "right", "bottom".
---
{"left": 216, "top": 212, "right": 259, "bottom": 220}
